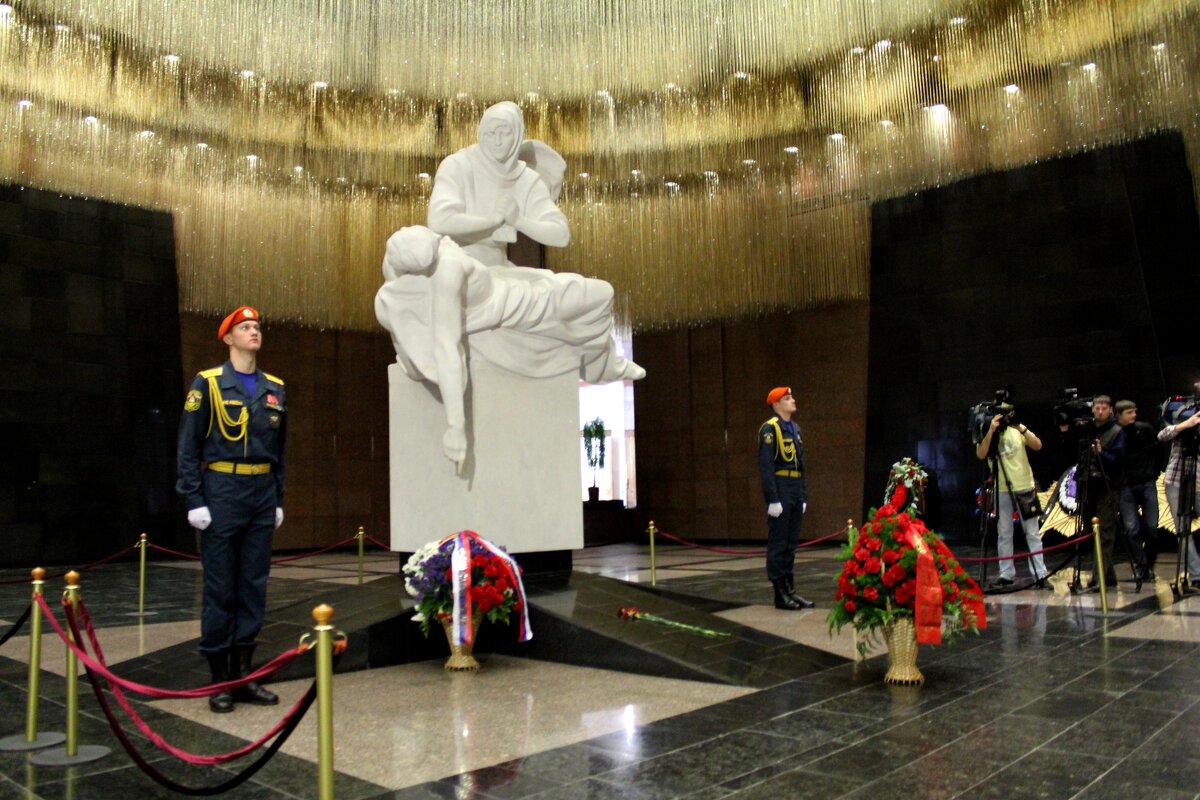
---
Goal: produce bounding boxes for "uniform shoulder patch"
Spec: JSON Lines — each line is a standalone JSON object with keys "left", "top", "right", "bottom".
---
{"left": 762, "top": 430, "right": 774, "bottom": 444}
{"left": 262, "top": 371, "right": 284, "bottom": 386}
{"left": 184, "top": 389, "right": 203, "bottom": 412}
{"left": 199, "top": 367, "right": 223, "bottom": 379}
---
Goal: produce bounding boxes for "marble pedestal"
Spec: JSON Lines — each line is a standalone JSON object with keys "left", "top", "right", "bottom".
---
{"left": 386, "top": 361, "right": 583, "bottom": 554}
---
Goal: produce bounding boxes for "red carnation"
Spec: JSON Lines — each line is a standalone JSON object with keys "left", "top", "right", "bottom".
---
{"left": 863, "top": 586, "right": 879, "bottom": 601}
{"left": 843, "top": 600, "right": 857, "bottom": 613}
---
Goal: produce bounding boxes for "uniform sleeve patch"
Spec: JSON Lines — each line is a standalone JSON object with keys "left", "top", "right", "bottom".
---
{"left": 184, "top": 389, "right": 203, "bottom": 412}
{"left": 762, "top": 431, "right": 774, "bottom": 444}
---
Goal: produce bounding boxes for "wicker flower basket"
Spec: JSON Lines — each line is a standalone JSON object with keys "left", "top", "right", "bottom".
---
{"left": 439, "top": 615, "right": 484, "bottom": 672}
{"left": 882, "top": 616, "right": 925, "bottom": 686}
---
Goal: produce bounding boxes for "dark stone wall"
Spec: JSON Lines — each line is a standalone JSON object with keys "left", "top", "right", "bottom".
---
{"left": 632, "top": 303, "right": 870, "bottom": 544}
{"left": 867, "top": 131, "right": 1200, "bottom": 540}
{"left": 0, "top": 185, "right": 183, "bottom": 566}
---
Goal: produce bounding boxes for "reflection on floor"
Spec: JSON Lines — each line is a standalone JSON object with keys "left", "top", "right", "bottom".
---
{"left": 1, "top": 543, "right": 1198, "bottom": 799}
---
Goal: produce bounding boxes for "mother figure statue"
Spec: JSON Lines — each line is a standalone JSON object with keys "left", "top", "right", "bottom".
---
{"left": 376, "top": 101, "right": 644, "bottom": 470}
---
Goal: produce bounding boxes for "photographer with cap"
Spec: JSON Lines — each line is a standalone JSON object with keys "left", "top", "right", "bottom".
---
{"left": 177, "top": 306, "right": 286, "bottom": 713}
{"left": 757, "top": 387, "right": 814, "bottom": 610}
{"left": 975, "top": 409, "right": 1048, "bottom": 588}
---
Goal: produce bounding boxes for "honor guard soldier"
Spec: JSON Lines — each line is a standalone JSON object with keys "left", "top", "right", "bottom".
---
{"left": 758, "top": 387, "right": 814, "bottom": 609}
{"left": 177, "top": 306, "right": 286, "bottom": 713}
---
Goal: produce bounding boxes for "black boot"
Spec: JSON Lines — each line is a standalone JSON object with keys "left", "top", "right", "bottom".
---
{"left": 783, "top": 576, "right": 815, "bottom": 609}
{"left": 230, "top": 646, "right": 279, "bottom": 706}
{"left": 205, "top": 653, "right": 234, "bottom": 714}
{"left": 773, "top": 578, "right": 803, "bottom": 610}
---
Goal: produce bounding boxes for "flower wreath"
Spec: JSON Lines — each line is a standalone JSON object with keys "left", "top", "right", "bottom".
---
{"left": 884, "top": 457, "right": 929, "bottom": 515}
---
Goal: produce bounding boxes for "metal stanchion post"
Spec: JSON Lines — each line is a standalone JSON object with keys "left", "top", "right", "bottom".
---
{"left": 846, "top": 518, "right": 856, "bottom": 547}
{"left": 0, "top": 568, "right": 66, "bottom": 752}
{"left": 357, "top": 526, "right": 365, "bottom": 586}
{"left": 313, "top": 604, "right": 335, "bottom": 800}
{"left": 30, "top": 572, "right": 110, "bottom": 766}
{"left": 647, "top": 520, "right": 658, "bottom": 586}
{"left": 138, "top": 533, "right": 147, "bottom": 616}
{"left": 1091, "top": 517, "right": 1108, "bottom": 614}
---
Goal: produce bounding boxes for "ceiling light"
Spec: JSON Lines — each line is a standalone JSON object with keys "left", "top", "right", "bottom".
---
{"left": 1004, "top": 84, "right": 1020, "bottom": 94}
{"left": 784, "top": 146, "right": 799, "bottom": 153}
{"left": 829, "top": 132, "right": 844, "bottom": 141}
{"left": 240, "top": 69, "right": 255, "bottom": 78}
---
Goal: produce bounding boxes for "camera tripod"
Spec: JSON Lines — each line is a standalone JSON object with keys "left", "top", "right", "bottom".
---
{"left": 1069, "top": 434, "right": 1141, "bottom": 593}
{"left": 1168, "top": 428, "right": 1199, "bottom": 597}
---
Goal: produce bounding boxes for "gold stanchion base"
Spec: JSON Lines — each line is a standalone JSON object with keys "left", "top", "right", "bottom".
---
{"left": 29, "top": 744, "right": 111, "bottom": 765}
{"left": 0, "top": 732, "right": 66, "bottom": 752}
{"left": 882, "top": 617, "right": 925, "bottom": 686}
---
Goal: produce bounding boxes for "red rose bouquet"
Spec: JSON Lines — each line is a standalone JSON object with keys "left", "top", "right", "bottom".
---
{"left": 828, "top": 481, "right": 986, "bottom": 656}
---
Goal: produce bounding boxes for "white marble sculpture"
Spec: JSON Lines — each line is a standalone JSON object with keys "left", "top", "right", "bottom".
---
{"left": 376, "top": 100, "right": 644, "bottom": 471}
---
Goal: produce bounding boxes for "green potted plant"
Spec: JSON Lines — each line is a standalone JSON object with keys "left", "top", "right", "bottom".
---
{"left": 582, "top": 417, "right": 607, "bottom": 502}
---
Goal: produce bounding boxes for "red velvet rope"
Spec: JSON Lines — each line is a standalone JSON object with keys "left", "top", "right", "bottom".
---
{"left": 33, "top": 594, "right": 304, "bottom": 699}
{"left": 0, "top": 543, "right": 139, "bottom": 584}
{"left": 654, "top": 526, "right": 846, "bottom": 555}
{"left": 366, "top": 535, "right": 393, "bottom": 551}
{"left": 147, "top": 542, "right": 202, "bottom": 560}
{"left": 956, "top": 532, "right": 1094, "bottom": 563}
{"left": 67, "top": 598, "right": 339, "bottom": 797}
{"left": 269, "top": 534, "right": 361, "bottom": 564}
{"left": 71, "top": 597, "right": 321, "bottom": 765}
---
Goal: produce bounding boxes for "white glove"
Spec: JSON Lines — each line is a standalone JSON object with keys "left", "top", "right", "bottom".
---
{"left": 767, "top": 502, "right": 783, "bottom": 518}
{"left": 803, "top": 502, "right": 808, "bottom": 513}
{"left": 275, "top": 507, "right": 284, "bottom": 529}
{"left": 188, "top": 506, "right": 212, "bottom": 531}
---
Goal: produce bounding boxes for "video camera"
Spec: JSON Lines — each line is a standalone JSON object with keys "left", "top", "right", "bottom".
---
{"left": 1160, "top": 381, "right": 1200, "bottom": 427}
{"left": 1053, "top": 387, "right": 1094, "bottom": 429}
{"left": 968, "top": 386, "right": 1015, "bottom": 446}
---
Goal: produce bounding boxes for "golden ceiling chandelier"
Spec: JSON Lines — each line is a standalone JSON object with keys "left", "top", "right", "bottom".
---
{"left": 1, "top": 0, "right": 1198, "bottom": 331}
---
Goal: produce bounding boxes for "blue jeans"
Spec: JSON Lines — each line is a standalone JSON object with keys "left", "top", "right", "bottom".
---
{"left": 1118, "top": 480, "right": 1158, "bottom": 569}
{"left": 996, "top": 491, "right": 1047, "bottom": 581}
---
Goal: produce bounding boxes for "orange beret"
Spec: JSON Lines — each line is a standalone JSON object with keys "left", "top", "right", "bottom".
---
{"left": 766, "top": 386, "right": 791, "bottom": 405}
{"left": 218, "top": 306, "right": 260, "bottom": 340}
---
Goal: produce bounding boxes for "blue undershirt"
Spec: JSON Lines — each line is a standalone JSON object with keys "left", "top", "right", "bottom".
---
{"left": 235, "top": 370, "right": 257, "bottom": 397}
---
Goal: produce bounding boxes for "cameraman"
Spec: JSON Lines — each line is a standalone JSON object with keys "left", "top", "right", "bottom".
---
{"left": 1061, "top": 395, "right": 1125, "bottom": 590}
{"left": 1114, "top": 400, "right": 1160, "bottom": 581}
{"left": 1157, "top": 411, "right": 1200, "bottom": 589}
{"left": 976, "top": 413, "right": 1048, "bottom": 587}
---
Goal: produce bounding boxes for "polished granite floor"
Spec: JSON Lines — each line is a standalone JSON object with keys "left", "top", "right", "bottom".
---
{"left": 0, "top": 541, "right": 1198, "bottom": 799}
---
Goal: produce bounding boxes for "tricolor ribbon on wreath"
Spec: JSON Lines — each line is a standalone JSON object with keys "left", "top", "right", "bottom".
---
{"left": 440, "top": 529, "right": 533, "bottom": 647}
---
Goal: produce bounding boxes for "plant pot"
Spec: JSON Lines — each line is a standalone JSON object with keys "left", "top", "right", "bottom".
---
{"left": 587, "top": 486, "right": 600, "bottom": 503}
{"left": 882, "top": 616, "right": 924, "bottom": 686}
{"left": 439, "top": 614, "right": 484, "bottom": 672}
